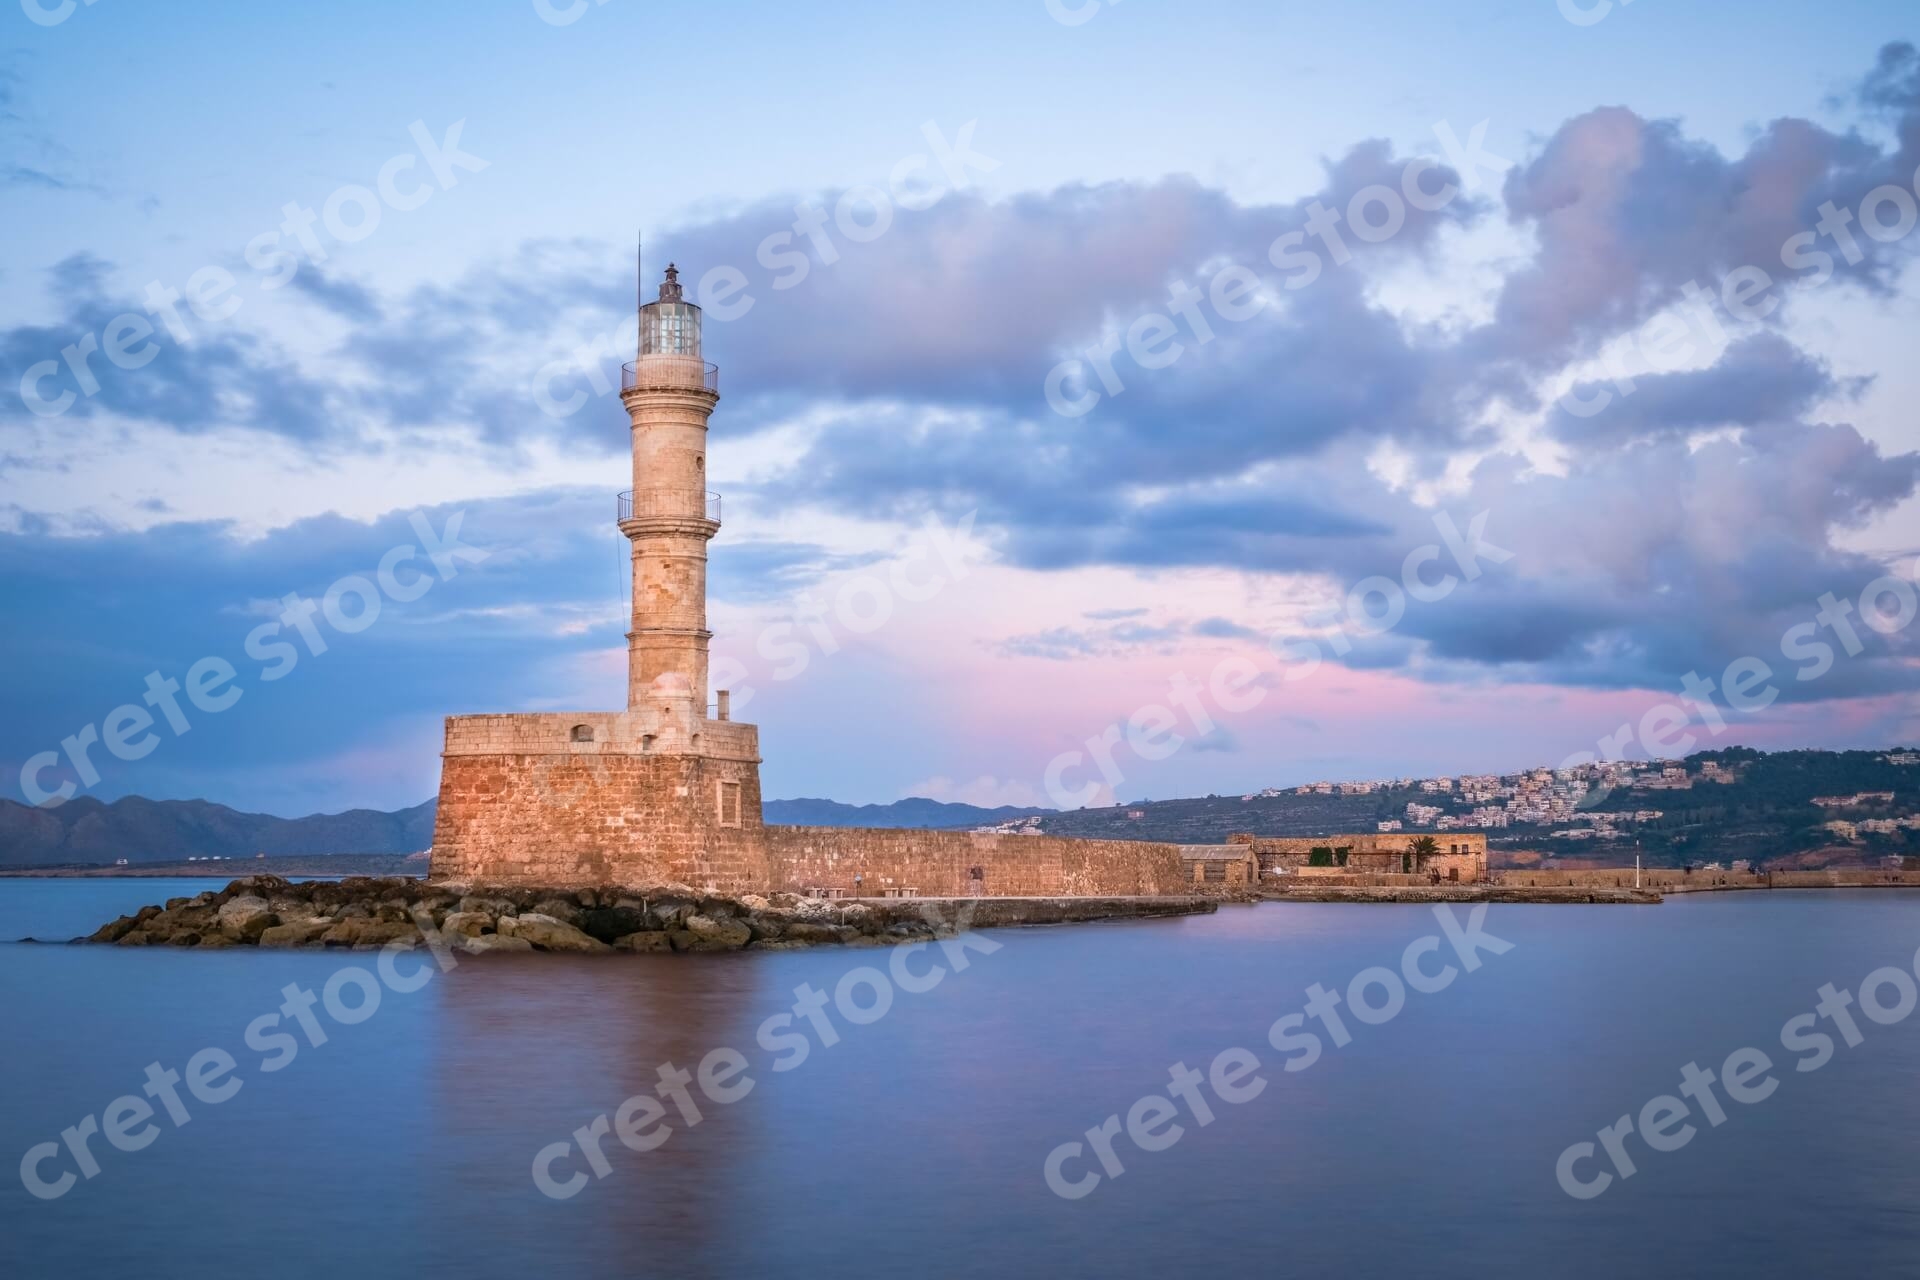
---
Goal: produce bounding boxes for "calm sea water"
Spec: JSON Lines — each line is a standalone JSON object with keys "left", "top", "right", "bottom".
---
{"left": 4, "top": 879, "right": 1920, "bottom": 1278}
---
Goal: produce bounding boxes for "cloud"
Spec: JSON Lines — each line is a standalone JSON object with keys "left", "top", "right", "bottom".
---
{"left": 2, "top": 165, "right": 79, "bottom": 191}
{"left": 710, "top": 540, "right": 881, "bottom": 604}
{"left": 1333, "top": 424, "right": 1920, "bottom": 699}
{"left": 0, "top": 254, "right": 334, "bottom": 439}
{"left": 998, "top": 614, "right": 1265, "bottom": 660}
{"left": 1189, "top": 726, "right": 1240, "bottom": 754}
{"left": 286, "top": 265, "right": 384, "bottom": 323}
{"left": 1486, "top": 53, "right": 1920, "bottom": 373}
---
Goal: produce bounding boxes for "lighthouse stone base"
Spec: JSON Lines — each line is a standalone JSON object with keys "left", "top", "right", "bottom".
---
{"left": 429, "top": 708, "right": 768, "bottom": 894}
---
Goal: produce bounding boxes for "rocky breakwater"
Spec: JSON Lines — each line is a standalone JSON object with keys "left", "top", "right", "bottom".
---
{"left": 78, "top": 876, "right": 991, "bottom": 955}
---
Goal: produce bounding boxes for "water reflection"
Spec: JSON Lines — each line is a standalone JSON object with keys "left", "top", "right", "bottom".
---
{"left": 427, "top": 952, "right": 765, "bottom": 1266}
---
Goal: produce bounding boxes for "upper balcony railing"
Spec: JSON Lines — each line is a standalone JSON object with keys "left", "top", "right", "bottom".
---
{"left": 618, "top": 489, "right": 722, "bottom": 523}
{"left": 621, "top": 357, "right": 720, "bottom": 395}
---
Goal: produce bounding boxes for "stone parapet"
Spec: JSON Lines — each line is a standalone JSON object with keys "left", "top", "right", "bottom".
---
{"left": 443, "top": 711, "right": 759, "bottom": 763}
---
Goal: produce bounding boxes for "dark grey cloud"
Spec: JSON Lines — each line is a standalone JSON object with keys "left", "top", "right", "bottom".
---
{"left": 2, "top": 164, "right": 78, "bottom": 191}
{"left": 1858, "top": 41, "right": 1920, "bottom": 117}
{"left": 0, "top": 254, "right": 334, "bottom": 438}
{"left": 1547, "top": 332, "right": 1861, "bottom": 444}
{"left": 0, "top": 489, "right": 853, "bottom": 808}
{"left": 286, "top": 264, "right": 383, "bottom": 323}
{"left": 1300, "top": 423, "right": 1920, "bottom": 701}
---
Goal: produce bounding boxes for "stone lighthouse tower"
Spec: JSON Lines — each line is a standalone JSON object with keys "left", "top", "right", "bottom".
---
{"left": 429, "top": 265, "right": 767, "bottom": 893}
{"left": 621, "top": 264, "right": 719, "bottom": 716}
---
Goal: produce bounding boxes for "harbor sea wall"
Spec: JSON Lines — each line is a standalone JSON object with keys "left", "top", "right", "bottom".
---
{"left": 760, "top": 826, "right": 1189, "bottom": 898}
{"left": 1493, "top": 869, "right": 1920, "bottom": 893}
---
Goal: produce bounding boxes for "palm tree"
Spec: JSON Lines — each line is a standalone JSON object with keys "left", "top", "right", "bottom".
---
{"left": 1408, "top": 835, "right": 1440, "bottom": 869}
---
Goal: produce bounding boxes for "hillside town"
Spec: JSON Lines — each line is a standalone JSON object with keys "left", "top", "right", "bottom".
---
{"left": 973, "top": 747, "right": 1920, "bottom": 872}
{"left": 1263, "top": 751, "right": 1920, "bottom": 846}
{"left": 1269, "top": 758, "right": 1730, "bottom": 836}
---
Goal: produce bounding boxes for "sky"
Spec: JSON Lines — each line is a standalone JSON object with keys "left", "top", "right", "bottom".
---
{"left": 4, "top": 0, "right": 1920, "bottom": 817}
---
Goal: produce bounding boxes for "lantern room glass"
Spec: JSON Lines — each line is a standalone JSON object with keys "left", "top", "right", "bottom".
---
{"left": 641, "top": 301, "right": 702, "bottom": 357}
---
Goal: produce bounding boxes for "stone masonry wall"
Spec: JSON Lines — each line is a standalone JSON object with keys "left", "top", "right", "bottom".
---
{"left": 433, "top": 752, "right": 767, "bottom": 893}
{"left": 1183, "top": 851, "right": 1258, "bottom": 890}
{"left": 761, "top": 826, "right": 1188, "bottom": 898}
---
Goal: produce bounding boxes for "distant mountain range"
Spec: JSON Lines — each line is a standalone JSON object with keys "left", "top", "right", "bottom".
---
{"left": 761, "top": 797, "right": 1051, "bottom": 829}
{"left": 0, "top": 794, "right": 1049, "bottom": 868}
{"left": 0, "top": 796, "right": 438, "bottom": 868}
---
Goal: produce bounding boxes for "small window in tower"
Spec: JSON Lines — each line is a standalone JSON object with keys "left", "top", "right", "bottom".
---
{"left": 718, "top": 781, "right": 742, "bottom": 828}
{"left": 570, "top": 724, "right": 594, "bottom": 743}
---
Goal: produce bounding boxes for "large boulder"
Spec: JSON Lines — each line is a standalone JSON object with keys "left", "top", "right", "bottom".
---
{"left": 88, "top": 913, "right": 145, "bottom": 944}
{"left": 224, "top": 875, "right": 293, "bottom": 898}
{"left": 651, "top": 897, "right": 697, "bottom": 928}
{"left": 509, "top": 914, "right": 612, "bottom": 954}
{"left": 742, "top": 914, "right": 786, "bottom": 942}
{"left": 352, "top": 922, "right": 424, "bottom": 951}
{"left": 416, "top": 892, "right": 462, "bottom": 920}
{"left": 259, "top": 919, "right": 335, "bottom": 948}
{"left": 670, "top": 915, "right": 752, "bottom": 952}
{"left": 217, "top": 896, "right": 278, "bottom": 942}
{"left": 456, "top": 933, "right": 534, "bottom": 955}
{"left": 155, "top": 905, "right": 218, "bottom": 933}
{"left": 319, "top": 920, "right": 364, "bottom": 948}
{"left": 320, "top": 918, "right": 419, "bottom": 949}
{"left": 439, "top": 911, "right": 494, "bottom": 938}
{"left": 612, "top": 931, "right": 672, "bottom": 953}
{"left": 783, "top": 921, "right": 850, "bottom": 945}
{"left": 531, "top": 897, "right": 583, "bottom": 926}
{"left": 577, "top": 906, "right": 650, "bottom": 943}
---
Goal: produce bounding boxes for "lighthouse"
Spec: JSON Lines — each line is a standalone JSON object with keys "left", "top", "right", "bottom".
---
{"left": 620, "top": 263, "right": 723, "bottom": 714}
{"left": 425, "top": 266, "right": 1191, "bottom": 900}
{"left": 430, "top": 264, "right": 767, "bottom": 892}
